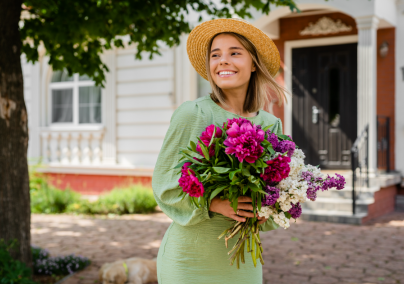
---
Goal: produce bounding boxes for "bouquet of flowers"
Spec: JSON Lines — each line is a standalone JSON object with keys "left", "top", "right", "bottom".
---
{"left": 175, "top": 118, "right": 345, "bottom": 268}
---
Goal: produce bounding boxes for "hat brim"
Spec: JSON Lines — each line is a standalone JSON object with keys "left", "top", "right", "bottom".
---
{"left": 187, "top": 18, "right": 280, "bottom": 81}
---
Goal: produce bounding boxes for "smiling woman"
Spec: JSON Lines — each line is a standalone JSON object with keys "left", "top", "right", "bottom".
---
{"left": 207, "top": 32, "right": 286, "bottom": 116}
{"left": 152, "top": 18, "right": 286, "bottom": 284}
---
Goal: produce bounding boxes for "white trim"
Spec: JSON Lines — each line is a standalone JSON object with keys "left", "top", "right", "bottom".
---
{"left": 36, "top": 164, "right": 154, "bottom": 177}
{"left": 283, "top": 35, "right": 358, "bottom": 135}
{"left": 48, "top": 71, "right": 103, "bottom": 128}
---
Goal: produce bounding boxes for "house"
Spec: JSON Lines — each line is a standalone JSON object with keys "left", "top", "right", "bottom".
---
{"left": 24, "top": 0, "right": 404, "bottom": 224}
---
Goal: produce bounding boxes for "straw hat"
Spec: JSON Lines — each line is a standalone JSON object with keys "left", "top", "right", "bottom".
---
{"left": 187, "top": 18, "right": 280, "bottom": 81}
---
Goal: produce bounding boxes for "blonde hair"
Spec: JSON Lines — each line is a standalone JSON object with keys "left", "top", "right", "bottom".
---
{"left": 206, "top": 32, "right": 287, "bottom": 113}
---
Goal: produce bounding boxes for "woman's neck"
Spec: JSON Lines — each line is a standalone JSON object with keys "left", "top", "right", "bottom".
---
{"left": 219, "top": 88, "right": 257, "bottom": 118}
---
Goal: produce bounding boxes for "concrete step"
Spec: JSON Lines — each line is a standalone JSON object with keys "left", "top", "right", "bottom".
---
{"left": 301, "top": 197, "right": 373, "bottom": 214}
{"left": 301, "top": 209, "right": 366, "bottom": 225}
{"left": 316, "top": 186, "right": 380, "bottom": 200}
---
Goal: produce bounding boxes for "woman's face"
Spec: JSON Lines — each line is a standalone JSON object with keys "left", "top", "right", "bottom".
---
{"left": 209, "top": 34, "right": 255, "bottom": 92}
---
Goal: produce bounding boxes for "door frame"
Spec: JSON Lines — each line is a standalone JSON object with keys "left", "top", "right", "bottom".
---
{"left": 283, "top": 35, "right": 358, "bottom": 135}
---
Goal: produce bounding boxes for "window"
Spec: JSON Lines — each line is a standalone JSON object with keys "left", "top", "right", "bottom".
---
{"left": 50, "top": 70, "right": 102, "bottom": 125}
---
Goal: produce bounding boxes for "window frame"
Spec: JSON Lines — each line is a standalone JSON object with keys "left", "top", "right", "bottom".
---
{"left": 49, "top": 73, "right": 103, "bottom": 128}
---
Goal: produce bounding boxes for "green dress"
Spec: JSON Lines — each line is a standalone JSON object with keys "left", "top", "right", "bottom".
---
{"left": 152, "top": 96, "right": 282, "bottom": 284}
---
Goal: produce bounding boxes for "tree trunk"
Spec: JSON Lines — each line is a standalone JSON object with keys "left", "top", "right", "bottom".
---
{"left": 0, "top": 0, "right": 31, "bottom": 266}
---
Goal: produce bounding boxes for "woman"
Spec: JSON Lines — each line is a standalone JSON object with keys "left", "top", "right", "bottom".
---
{"left": 152, "top": 18, "right": 287, "bottom": 283}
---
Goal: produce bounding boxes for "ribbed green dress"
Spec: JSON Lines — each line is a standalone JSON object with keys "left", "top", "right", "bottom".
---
{"left": 152, "top": 96, "right": 282, "bottom": 284}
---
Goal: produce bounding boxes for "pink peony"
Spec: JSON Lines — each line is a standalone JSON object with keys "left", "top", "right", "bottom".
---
{"left": 224, "top": 122, "right": 265, "bottom": 163}
{"left": 179, "top": 162, "right": 204, "bottom": 197}
{"left": 223, "top": 118, "right": 251, "bottom": 129}
{"left": 196, "top": 124, "right": 222, "bottom": 158}
{"left": 260, "top": 155, "right": 291, "bottom": 183}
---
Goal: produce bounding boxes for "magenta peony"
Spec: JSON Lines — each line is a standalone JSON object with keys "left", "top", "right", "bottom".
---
{"left": 178, "top": 162, "right": 204, "bottom": 197}
{"left": 224, "top": 122, "right": 265, "bottom": 163}
{"left": 196, "top": 124, "right": 223, "bottom": 158}
{"left": 260, "top": 155, "right": 291, "bottom": 183}
{"left": 223, "top": 117, "right": 251, "bottom": 129}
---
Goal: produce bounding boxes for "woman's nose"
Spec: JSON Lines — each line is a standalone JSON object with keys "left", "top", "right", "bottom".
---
{"left": 220, "top": 55, "right": 230, "bottom": 65}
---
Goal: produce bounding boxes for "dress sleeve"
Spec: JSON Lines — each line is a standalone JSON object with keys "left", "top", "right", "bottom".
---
{"left": 152, "top": 101, "right": 211, "bottom": 226}
{"left": 259, "top": 117, "right": 283, "bottom": 232}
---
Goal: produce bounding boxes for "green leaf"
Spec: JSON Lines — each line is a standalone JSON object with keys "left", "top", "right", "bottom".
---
{"left": 210, "top": 185, "right": 227, "bottom": 200}
{"left": 249, "top": 183, "right": 259, "bottom": 192}
{"left": 263, "top": 124, "right": 274, "bottom": 132}
{"left": 173, "top": 160, "right": 188, "bottom": 169}
{"left": 197, "top": 137, "right": 210, "bottom": 160}
{"left": 180, "top": 148, "right": 204, "bottom": 160}
{"left": 242, "top": 184, "right": 249, "bottom": 195}
{"left": 278, "top": 134, "right": 292, "bottom": 141}
{"left": 232, "top": 199, "right": 238, "bottom": 213}
{"left": 267, "top": 144, "right": 275, "bottom": 155}
{"left": 190, "top": 141, "right": 197, "bottom": 152}
{"left": 208, "top": 125, "right": 216, "bottom": 148}
{"left": 258, "top": 193, "right": 262, "bottom": 211}
{"left": 285, "top": 212, "right": 292, "bottom": 219}
{"left": 229, "top": 169, "right": 240, "bottom": 180}
{"left": 242, "top": 167, "right": 251, "bottom": 177}
{"left": 182, "top": 154, "right": 204, "bottom": 165}
{"left": 212, "top": 167, "right": 231, "bottom": 174}
{"left": 275, "top": 202, "right": 280, "bottom": 211}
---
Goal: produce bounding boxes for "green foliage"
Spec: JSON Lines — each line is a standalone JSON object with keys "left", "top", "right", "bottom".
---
{"left": 0, "top": 240, "right": 37, "bottom": 284}
{"left": 29, "top": 168, "right": 157, "bottom": 215}
{"left": 20, "top": 0, "right": 298, "bottom": 86}
{"left": 30, "top": 185, "right": 81, "bottom": 214}
{"left": 66, "top": 185, "right": 158, "bottom": 215}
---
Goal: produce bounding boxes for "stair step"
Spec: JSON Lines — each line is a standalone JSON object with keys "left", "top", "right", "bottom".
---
{"left": 301, "top": 209, "right": 366, "bottom": 225}
{"left": 301, "top": 197, "right": 373, "bottom": 213}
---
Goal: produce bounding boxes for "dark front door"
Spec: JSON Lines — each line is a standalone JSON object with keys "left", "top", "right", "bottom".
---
{"left": 292, "top": 43, "right": 357, "bottom": 169}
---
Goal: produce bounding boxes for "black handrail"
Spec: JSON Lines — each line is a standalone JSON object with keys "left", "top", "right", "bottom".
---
{"left": 377, "top": 116, "right": 390, "bottom": 172}
{"left": 351, "top": 125, "right": 369, "bottom": 215}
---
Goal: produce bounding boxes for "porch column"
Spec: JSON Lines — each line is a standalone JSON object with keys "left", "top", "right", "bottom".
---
{"left": 102, "top": 50, "right": 117, "bottom": 165}
{"left": 356, "top": 15, "right": 379, "bottom": 173}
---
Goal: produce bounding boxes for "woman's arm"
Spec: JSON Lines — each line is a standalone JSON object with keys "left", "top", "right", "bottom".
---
{"left": 152, "top": 101, "right": 211, "bottom": 226}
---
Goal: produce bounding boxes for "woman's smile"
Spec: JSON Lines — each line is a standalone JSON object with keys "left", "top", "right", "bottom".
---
{"left": 217, "top": 70, "right": 238, "bottom": 78}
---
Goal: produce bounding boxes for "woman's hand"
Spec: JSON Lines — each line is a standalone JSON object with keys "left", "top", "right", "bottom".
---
{"left": 209, "top": 196, "right": 268, "bottom": 224}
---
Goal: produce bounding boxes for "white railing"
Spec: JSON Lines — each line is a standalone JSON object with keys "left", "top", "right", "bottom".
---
{"left": 40, "top": 128, "right": 105, "bottom": 165}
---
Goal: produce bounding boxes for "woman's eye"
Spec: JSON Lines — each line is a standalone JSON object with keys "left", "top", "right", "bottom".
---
{"left": 211, "top": 54, "right": 219, "bottom": 58}
{"left": 232, "top": 52, "right": 240, "bottom": 56}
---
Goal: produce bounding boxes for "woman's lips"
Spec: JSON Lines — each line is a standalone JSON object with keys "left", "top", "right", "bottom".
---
{"left": 217, "top": 71, "right": 237, "bottom": 78}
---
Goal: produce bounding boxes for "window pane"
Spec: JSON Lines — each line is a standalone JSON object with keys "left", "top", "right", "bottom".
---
{"left": 52, "top": 89, "right": 73, "bottom": 123}
{"left": 79, "top": 86, "right": 102, "bottom": 123}
{"left": 79, "top": 74, "right": 91, "bottom": 81}
{"left": 51, "top": 70, "right": 74, "bottom": 82}
{"left": 197, "top": 74, "right": 211, "bottom": 98}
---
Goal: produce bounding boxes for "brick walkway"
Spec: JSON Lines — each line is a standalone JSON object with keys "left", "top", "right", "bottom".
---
{"left": 31, "top": 212, "right": 404, "bottom": 284}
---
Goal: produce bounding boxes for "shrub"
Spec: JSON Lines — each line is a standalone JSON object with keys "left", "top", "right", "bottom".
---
{"left": 91, "top": 185, "right": 157, "bottom": 214}
{"left": 0, "top": 240, "right": 37, "bottom": 284}
{"left": 30, "top": 186, "right": 81, "bottom": 214}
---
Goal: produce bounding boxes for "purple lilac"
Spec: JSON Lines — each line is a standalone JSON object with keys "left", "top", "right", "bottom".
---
{"left": 266, "top": 130, "right": 279, "bottom": 149}
{"left": 288, "top": 202, "right": 302, "bottom": 218}
{"left": 262, "top": 186, "right": 280, "bottom": 206}
{"left": 301, "top": 170, "right": 346, "bottom": 201}
{"left": 275, "top": 140, "right": 296, "bottom": 157}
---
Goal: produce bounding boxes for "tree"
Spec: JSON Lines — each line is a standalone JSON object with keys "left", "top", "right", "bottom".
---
{"left": 0, "top": 0, "right": 297, "bottom": 266}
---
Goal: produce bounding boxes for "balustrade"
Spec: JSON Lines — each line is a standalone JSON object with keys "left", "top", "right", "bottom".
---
{"left": 40, "top": 129, "right": 105, "bottom": 165}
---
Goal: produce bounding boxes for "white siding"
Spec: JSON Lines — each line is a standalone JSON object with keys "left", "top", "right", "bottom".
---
{"left": 115, "top": 48, "right": 175, "bottom": 168}
{"left": 22, "top": 56, "right": 40, "bottom": 161}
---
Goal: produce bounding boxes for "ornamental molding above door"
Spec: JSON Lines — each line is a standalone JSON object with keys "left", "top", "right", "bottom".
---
{"left": 300, "top": 17, "right": 353, "bottom": 36}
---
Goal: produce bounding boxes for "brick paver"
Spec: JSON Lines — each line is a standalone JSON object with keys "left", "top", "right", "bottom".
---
{"left": 31, "top": 211, "right": 404, "bottom": 284}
